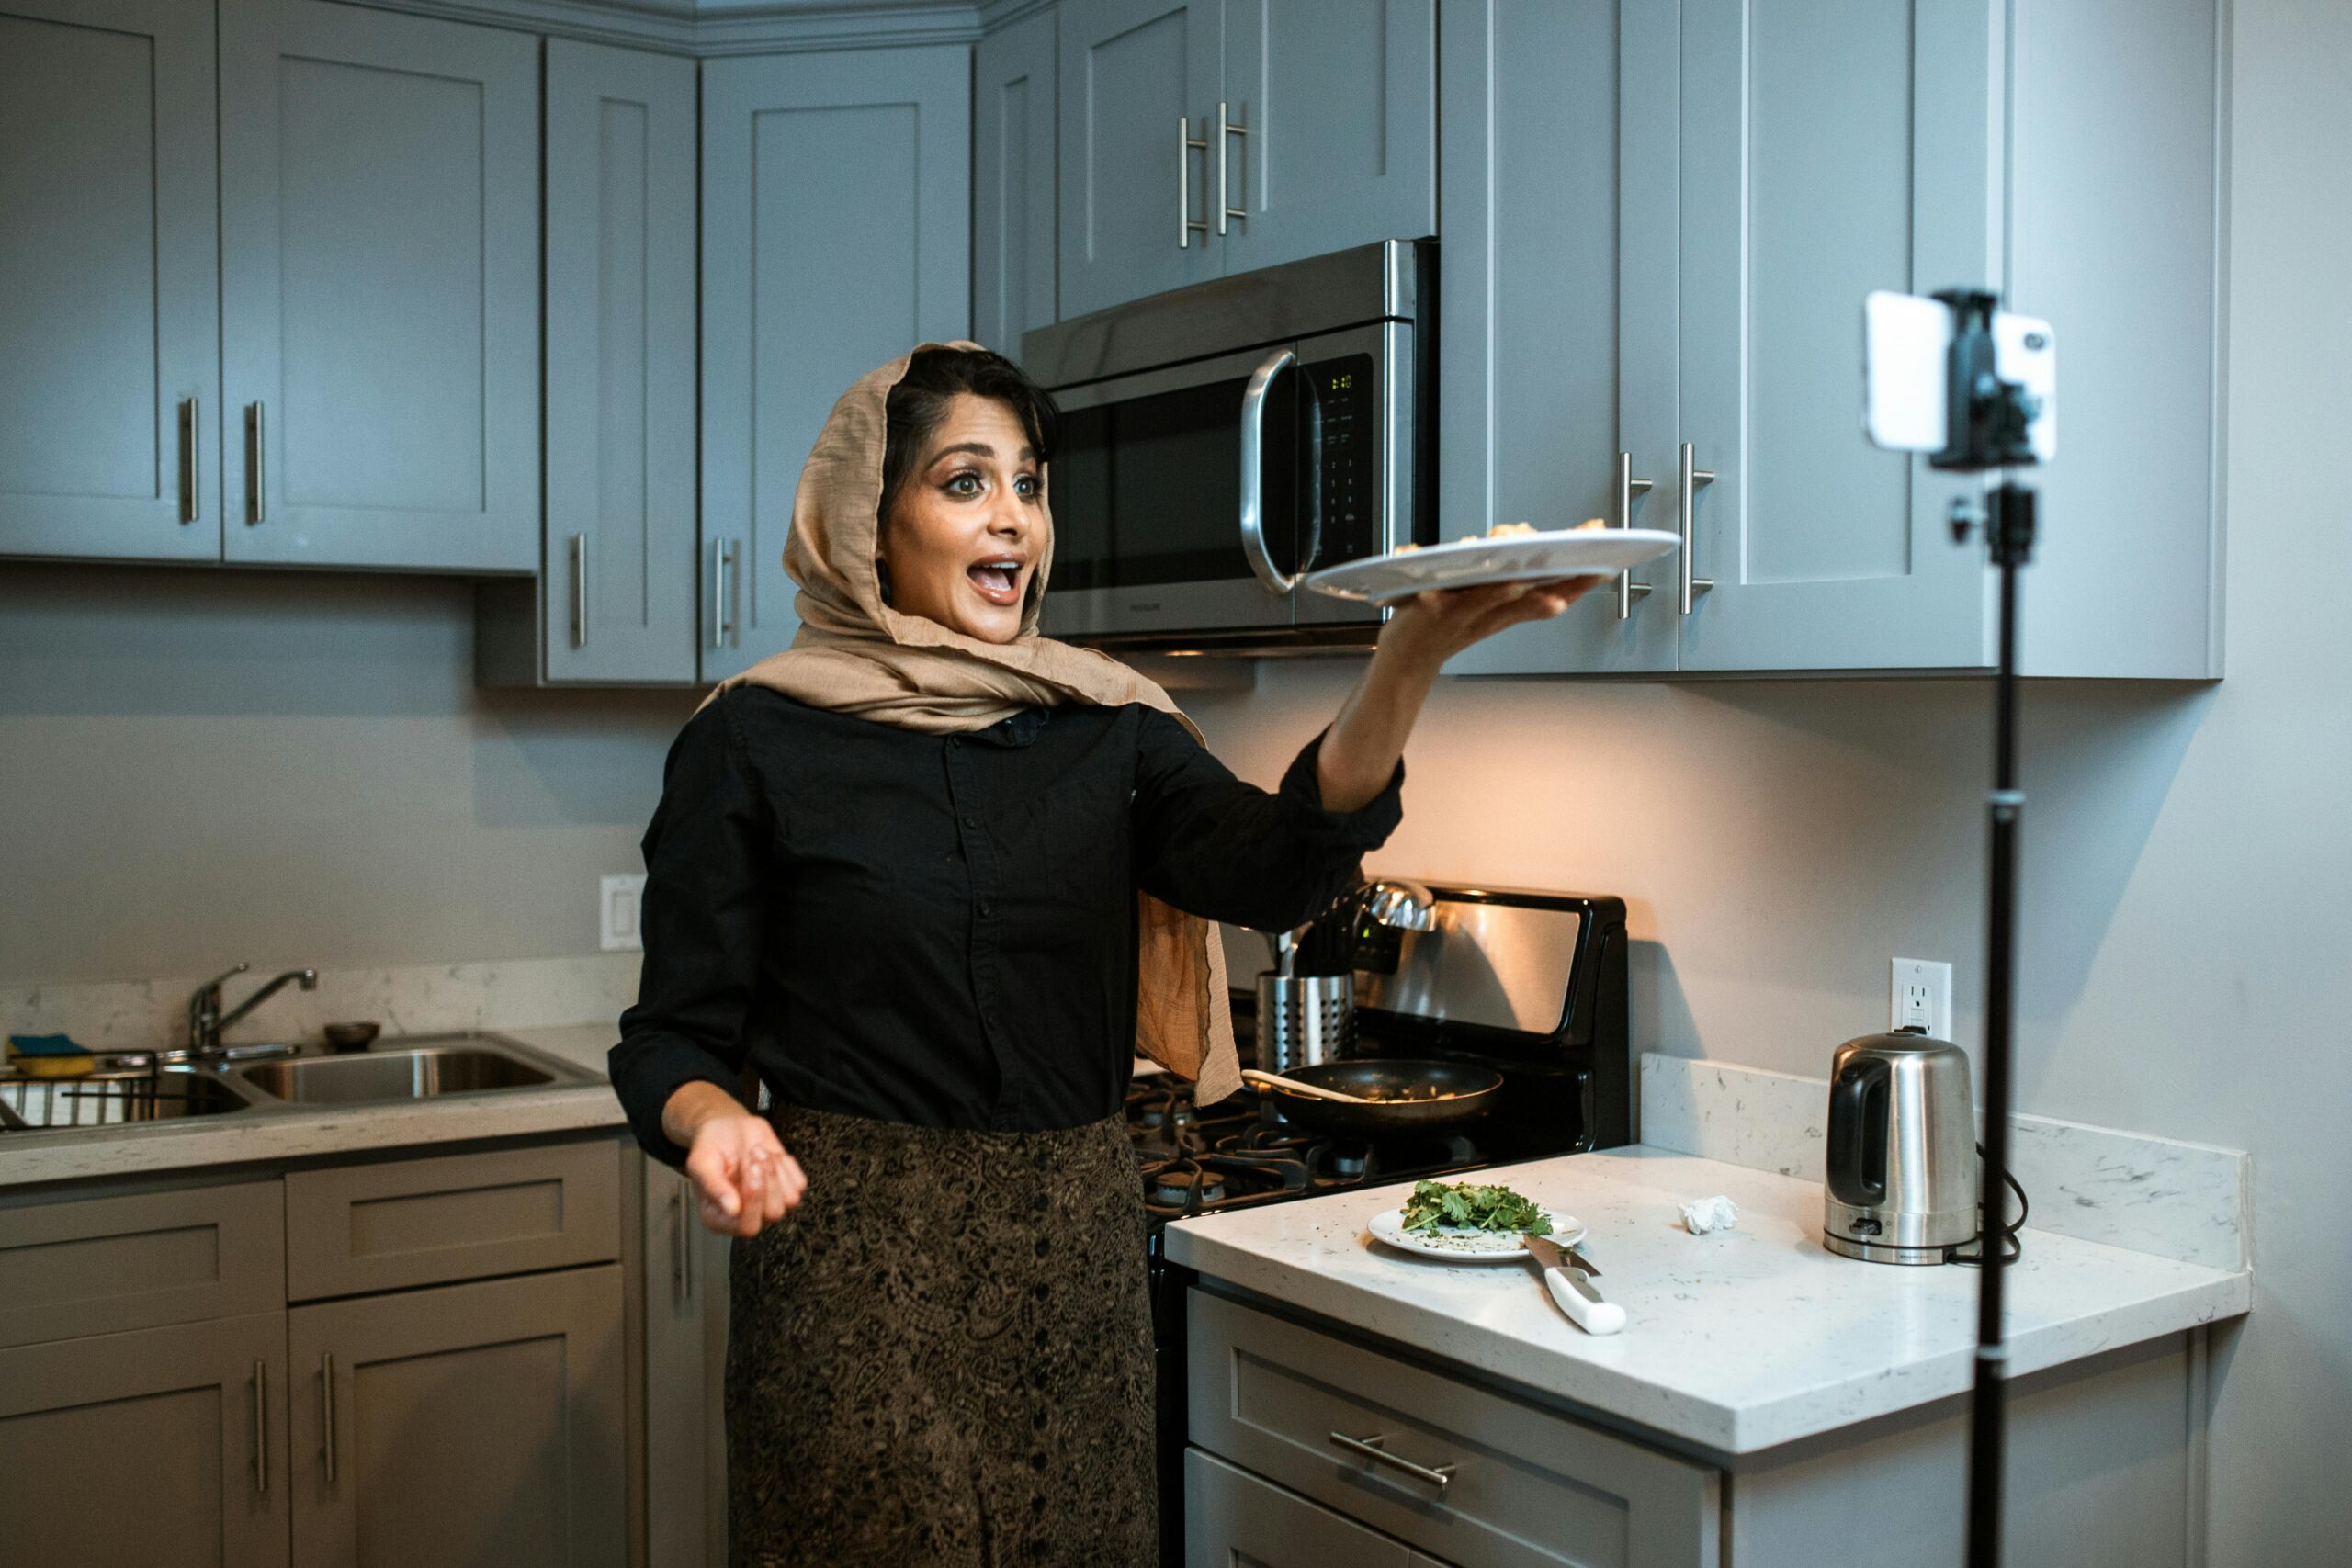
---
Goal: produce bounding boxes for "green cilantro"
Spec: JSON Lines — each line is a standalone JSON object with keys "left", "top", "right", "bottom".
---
{"left": 1399, "top": 1178, "right": 1553, "bottom": 1235}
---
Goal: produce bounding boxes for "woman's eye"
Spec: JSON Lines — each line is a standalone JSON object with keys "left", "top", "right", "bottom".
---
{"left": 944, "top": 472, "right": 981, "bottom": 496}
{"left": 1015, "top": 475, "right": 1040, "bottom": 499}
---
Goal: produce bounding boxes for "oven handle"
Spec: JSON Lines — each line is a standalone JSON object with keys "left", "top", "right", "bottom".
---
{"left": 1238, "top": 345, "right": 1298, "bottom": 595}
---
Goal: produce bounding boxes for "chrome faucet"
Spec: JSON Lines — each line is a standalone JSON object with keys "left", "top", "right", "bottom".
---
{"left": 180, "top": 963, "right": 318, "bottom": 1060}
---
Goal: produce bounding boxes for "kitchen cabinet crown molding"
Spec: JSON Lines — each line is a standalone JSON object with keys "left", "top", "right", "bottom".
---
{"left": 349, "top": 0, "right": 984, "bottom": 56}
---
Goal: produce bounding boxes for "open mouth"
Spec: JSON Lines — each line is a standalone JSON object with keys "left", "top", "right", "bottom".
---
{"left": 966, "top": 559, "right": 1023, "bottom": 606}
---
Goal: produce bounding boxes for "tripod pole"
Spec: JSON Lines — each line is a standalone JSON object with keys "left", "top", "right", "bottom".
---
{"left": 1964, "top": 479, "right": 2033, "bottom": 1568}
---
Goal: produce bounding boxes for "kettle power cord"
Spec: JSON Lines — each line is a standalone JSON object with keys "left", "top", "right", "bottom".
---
{"left": 1946, "top": 1145, "right": 2029, "bottom": 1267}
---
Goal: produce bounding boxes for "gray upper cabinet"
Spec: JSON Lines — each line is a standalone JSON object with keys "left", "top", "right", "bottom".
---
{"left": 1672, "top": 0, "right": 1998, "bottom": 673}
{"left": 0, "top": 1312, "right": 290, "bottom": 1568}
{"left": 1057, "top": 0, "right": 1222, "bottom": 320}
{"left": 1216, "top": 0, "right": 1434, "bottom": 279}
{"left": 0, "top": 0, "right": 220, "bottom": 562}
{"left": 1450, "top": 0, "right": 2222, "bottom": 679}
{"left": 1441, "top": 0, "right": 1677, "bottom": 678}
{"left": 700, "top": 45, "right": 971, "bottom": 682}
{"left": 480, "top": 38, "right": 700, "bottom": 685}
{"left": 287, "top": 1265, "right": 627, "bottom": 1568}
{"left": 220, "top": 0, "right": 540, "bottom": 573}
{"left": 975, "top": 6, "right": 1060, "bottom": 365}
{"left": 1055, "top": 0, "right": 1434, "bottom": 321}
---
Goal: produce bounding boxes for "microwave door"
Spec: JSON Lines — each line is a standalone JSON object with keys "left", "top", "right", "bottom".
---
{"left": 1038, "top": 344, "right": 1300, "bottom": 641}
{"left": 1295, "top": 321, "right": 1408, "bottom": 627}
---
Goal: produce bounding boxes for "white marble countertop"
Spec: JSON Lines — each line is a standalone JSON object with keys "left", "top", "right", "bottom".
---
{"left": 0, "top": 1025, "right": 628, "bottom": 1190}
{"left": 1164, "top": 1145, "right": 2252, "bottom": 1456}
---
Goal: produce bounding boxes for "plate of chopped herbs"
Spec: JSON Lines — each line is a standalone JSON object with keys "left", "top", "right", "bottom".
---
{"left": 1367, "top": 1179, "right": 1586, "bottom": 1261}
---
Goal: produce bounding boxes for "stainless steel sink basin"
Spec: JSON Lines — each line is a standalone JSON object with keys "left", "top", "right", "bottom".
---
{"left": 0, "top": 1064, "right": 254, "bottom": 1131}
{"left": 232, "top": 1033, "right": 582, "bottom": 1106}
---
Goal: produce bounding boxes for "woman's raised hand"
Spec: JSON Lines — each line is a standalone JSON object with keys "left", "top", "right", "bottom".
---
{"left": 663, "top": 1081, "right": 808, "bottom": 1237}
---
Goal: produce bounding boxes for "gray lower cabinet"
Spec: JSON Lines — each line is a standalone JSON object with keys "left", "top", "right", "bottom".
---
{"left": 1446, "top": 0, "right": 2222, "bottom": 680}
{"left": 1185, "top": 1447, "right": 1416, "bottom": 1567}
{"left": 478, "top": 38, "right": 701, "bottom": 685}
{"left": 287, "top": 1264, "right": 628, "bottom": 1568}
{"left": 219, "top": 0, "right": 540, "bottom": 573}
{"left": 975, "top": 6, "right": 1060, "bottom": 365}
{"left": 1055, "top": 0, "right": 1435, "bottom": 321}
{"left": 639, "top": 1156, "right": 729, "bottom": 1568}
{"left": 1189, "top": 1290, "right": 1719, "bottom": 1568}
{"left": 0, "top": 0, "right": 220, "bottom": 562}
{"left": 699, "top": 45, "right": 972, "bottom": 681}
{"left": 0, "top": 1311, "right": 291, "bottom": 1568}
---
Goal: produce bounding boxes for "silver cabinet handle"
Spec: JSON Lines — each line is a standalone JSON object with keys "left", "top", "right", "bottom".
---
{"left": 1329, "top": 1430, "right": 1456, "bottom": 1490}
{"left": 1179, "top": 117, "right": 1209, "bottom": 248}
{"left": 670, "top": 1184, "right": 692, "bottom": 1306}
{"left": 1678, "top": 441, "right": 1715, "bottom": 614}
{"left": 570, "top": 533, "right": 588, "bottom": 649}
{"left": 1614, "top": 451, "right": 1655, "bottom": 621}
{"left": 252, "top": 1359, "right": 268, "bottom": 1495}
{"left": 710, "top": 538, "right": 739, "bottom": 649}
{"left": 1238, "top": 345, "right": 1297, "bottom": 594}
{"left": 1216, "top": 101, "right": 1248, "bottom": 235}
{"left": 180, "top": 398, "right": 199, "bottom": 524}
{"left": 245, "top": 402, "right": 266, "bottom": 525}
{"left": 320, "top": 1351, "right": 336, "bottom": 1484}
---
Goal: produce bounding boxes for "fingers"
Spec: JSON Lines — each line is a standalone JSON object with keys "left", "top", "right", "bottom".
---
{"left": 684, "top": 1144, "right": 741, "bottom": 1225}
{"left": 684, "top": 1119, "right": 810, "bottom": 1238}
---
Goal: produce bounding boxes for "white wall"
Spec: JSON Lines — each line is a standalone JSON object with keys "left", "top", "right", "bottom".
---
{"left": 1189, "top": 4, "right": 2351, "bottom": 1554}
{"left": 0, "top": 564, "right": 693, "bottom": 982}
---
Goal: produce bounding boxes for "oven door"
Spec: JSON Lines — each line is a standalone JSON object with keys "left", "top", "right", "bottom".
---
{"left": 1041, "top": 344, "right": 1303, "bottom": 641}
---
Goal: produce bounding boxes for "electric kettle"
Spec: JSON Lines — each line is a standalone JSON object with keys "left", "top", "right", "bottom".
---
{"left": 1822, "top": 1027, "right": 1981, "bottom": 1265}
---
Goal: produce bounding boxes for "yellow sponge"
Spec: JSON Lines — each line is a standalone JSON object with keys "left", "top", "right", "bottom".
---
{"left": 6, "top": 1034, "right": 96, "bottom": 1079}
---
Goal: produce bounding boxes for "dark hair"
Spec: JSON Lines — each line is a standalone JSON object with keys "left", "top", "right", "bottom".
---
{"left": 877, "top": 347, "right": 1060, "bottom": 526}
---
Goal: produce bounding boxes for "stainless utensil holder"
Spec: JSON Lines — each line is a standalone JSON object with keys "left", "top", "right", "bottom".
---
{"left": 1255, "top": 972, "right": 1355, "bottom": 1076}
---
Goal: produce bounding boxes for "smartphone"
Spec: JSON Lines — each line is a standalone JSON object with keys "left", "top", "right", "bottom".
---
{"left": 1862, "top": 290, "right": 2056, "bottom": 463}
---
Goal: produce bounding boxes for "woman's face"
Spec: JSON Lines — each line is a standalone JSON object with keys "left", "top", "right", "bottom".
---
{"left": 878, "top": 393, "right": 1047, "bottom": 645}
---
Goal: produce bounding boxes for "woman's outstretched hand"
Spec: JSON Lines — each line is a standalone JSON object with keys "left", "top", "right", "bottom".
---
{"left": 663, "top": 1081, "right": 808, "bottom": 1237}
{"left": 1375, "top": 572, "right": 1598, "bottom": 668}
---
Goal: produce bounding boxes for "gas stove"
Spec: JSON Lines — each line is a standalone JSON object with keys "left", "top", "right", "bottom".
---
{"left": 1143, "top": 883, "right": 1634, "bottom": 1568}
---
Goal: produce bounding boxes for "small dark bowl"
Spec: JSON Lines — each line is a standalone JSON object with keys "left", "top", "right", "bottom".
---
{"left": 322, "top": 1021, "right": 381, "bottom": 1054}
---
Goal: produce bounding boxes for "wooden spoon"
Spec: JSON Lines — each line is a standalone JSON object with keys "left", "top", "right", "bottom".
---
{"left": 1242, "top": 1067, "right": 1373, "bottom": 1104}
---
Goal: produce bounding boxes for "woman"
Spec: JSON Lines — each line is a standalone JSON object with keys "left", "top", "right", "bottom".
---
{"left": 609, "top": 343, "right": 1590, "bottom": 1567}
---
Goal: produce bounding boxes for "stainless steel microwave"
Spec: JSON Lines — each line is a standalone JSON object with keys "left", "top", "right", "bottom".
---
{"left": 1021, "top": 239, "right": 1433, "bottom": 654}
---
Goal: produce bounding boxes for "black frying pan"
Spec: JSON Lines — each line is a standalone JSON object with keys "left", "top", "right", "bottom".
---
{"left": 1253, "top": 1059, "right": 1504, "bottom": 1138}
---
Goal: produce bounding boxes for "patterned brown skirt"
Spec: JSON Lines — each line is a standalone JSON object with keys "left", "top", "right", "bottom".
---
{"left": 726, "top": 1100, "right": 1157, "bottom": 1568}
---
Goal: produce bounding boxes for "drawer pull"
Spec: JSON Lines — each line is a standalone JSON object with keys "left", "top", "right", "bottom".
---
{"left": 320, "top": 1351, "right": 337, "bottom": 1484}
{"left": 1329, "top": 1429, "right": 1457, "bottom": 1490}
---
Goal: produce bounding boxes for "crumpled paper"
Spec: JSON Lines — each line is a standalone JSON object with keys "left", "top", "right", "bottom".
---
{"left": 1679, "top": 1194, "right": 1740, "bottom": 1235}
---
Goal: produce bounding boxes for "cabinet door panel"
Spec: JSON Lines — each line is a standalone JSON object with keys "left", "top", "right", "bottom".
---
{"left": 0, "top": 1313, "right": 289, "bottom": 1568}
{"left": 700, "top": 46, "right": 969, "bottom": 681}
{"left": 1442, "top": 0, "right": 1677, "bottom": 677}
{"left": 1185, "top": 1447, "right": 1411, "bottom": 1568}
{"left": 542, "top": 39, "right": 699, "bottom": 682}
{"left": 0, "top": 0, "right": 219, "bottom": 560}
{"left": 1218, "top": 0, "right": 1435, "bottom": 278}
{"left": 220, "top": 0, "right": 538, "bottom": 571}
{"left": 976, "top": 6, "right": 1060, "bottom": 363}
{"left": 1675, "top": 0, "right": 1999, "bottom": 671}
{"left": 289, "top": 1266, "right": 626, "bottom": 1568}
{"left": 1057, "top": 0, "right": 1222, "bottom": 318}
{"left": 640, "top": 1159, "right": 726, "bottom": 1568}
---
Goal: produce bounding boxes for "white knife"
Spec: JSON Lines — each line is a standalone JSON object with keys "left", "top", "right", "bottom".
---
{"left": 1521, "top": 1231, "right": 1626, "bottom": 1336}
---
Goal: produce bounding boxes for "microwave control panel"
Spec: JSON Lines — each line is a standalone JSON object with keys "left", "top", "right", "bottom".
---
{"left": 1305, "top": 352, "right": 1379, "bottom": 563}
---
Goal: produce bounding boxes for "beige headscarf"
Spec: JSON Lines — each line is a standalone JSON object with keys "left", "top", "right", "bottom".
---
{"left": 700, "top": 343, "right": 1241, "bottom": 1105}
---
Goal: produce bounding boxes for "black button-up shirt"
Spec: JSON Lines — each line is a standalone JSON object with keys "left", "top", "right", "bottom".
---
{"left": 608, "top": 687, "right": 1404, "bottom": 1168}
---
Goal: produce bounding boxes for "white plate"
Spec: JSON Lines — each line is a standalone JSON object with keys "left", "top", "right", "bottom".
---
{"left": 1304, "top": 527, "right": 1681, "bottom": 604}
{"left": 1367, "top": 1206, "right": 1586, "bottom": 1262}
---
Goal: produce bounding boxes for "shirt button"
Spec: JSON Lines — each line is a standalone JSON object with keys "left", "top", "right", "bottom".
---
{"left": 963, "top": 815, "right": 978, "bottom": 829}
{"left": 947, "top": 737, "right": 962, "bottom": 750}
{"left": 978, "top": 899, "right": 994, "bottom": 918}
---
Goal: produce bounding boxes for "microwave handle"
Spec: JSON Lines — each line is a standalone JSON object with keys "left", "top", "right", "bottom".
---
{"left": 1238, "top": 345, "right": 1298, "bottom": 595}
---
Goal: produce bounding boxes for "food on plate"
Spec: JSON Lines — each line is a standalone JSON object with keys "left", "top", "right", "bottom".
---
{"left": 1400, "top": 1178, "right": 1554, "bottom": 1235}
{"left": 1393, "top": 541, "right": 1423, "bottom": 553}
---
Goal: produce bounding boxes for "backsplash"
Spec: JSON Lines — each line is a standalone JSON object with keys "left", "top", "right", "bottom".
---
{"left": 4, "top": 952, "right": 640, "bottom": 1054}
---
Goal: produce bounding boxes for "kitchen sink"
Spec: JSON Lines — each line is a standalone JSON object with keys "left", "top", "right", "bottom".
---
{"left": 232, "top": 1033, "right": 582, "bottom": 1106}
{"left": 0, "top": 1064, "right": 255, "bottom": 1131}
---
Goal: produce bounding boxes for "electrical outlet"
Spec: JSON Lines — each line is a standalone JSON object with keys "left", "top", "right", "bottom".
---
{"left": 1890, "top": 957, "right": 1952, "bottom": 1040}
{"left": 601, "top": 874, "right": 647, "bottom": 952}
